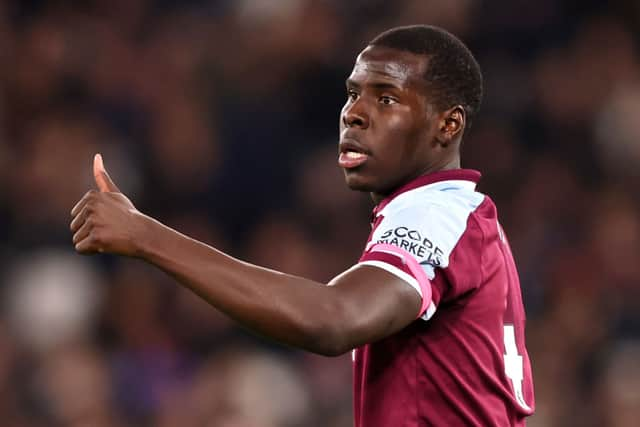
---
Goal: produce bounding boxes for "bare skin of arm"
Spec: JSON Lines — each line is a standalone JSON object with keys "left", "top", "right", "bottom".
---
{"left": 70, "top": 155, "right": 421, "bottom": 356}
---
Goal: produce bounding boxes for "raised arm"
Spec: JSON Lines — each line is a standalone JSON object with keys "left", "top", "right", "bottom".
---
{"left": 70, "top": 155, "right": 421, "bottom": 356}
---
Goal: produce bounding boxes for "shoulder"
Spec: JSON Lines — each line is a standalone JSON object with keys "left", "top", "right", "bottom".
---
{"left": 369, "top": 183, "right": 487, "bottom": 269}
{"left": 380, "top": 180, "right": 485, "bottom": 218}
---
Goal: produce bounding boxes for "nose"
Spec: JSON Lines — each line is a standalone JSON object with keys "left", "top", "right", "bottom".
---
{"left": 342, "top": 99, "right": 369, "bottom": 129}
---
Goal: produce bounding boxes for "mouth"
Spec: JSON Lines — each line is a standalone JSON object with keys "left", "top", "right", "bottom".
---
{"left": 338, "top": 138, "right": 369, "bottom": 169}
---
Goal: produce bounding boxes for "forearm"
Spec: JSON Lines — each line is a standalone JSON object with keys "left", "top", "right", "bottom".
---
{"left": 72, "top": 155, "right": 416, "bottom": 355}
{"left": 137, "top": 215, "right": 346, "bottom": 355}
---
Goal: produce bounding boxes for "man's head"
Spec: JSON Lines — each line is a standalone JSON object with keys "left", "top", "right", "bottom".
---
{"left": 338, "top": 25, "right": 483, "bottom": 199}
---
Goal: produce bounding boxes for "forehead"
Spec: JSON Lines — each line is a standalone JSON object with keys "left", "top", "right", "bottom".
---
{"left": 348, "top": 45, "right": 429, "bottom": 88}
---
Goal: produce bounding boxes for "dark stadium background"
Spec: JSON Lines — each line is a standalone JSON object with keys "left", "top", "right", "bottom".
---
{"left": 1, "top": 1, "right": 639, "bottom": 426}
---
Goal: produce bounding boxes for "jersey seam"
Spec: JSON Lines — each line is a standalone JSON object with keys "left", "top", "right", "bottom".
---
{"left": 470, "top": 205, "right": 487, "bottom": 292}
{"left": 441, "top": 198, "right": 486, "bottom": 301}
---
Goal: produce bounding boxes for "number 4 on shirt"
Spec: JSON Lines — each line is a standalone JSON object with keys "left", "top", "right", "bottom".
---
{"left": 503, "top": 324, "right": 532, "bottom": 411}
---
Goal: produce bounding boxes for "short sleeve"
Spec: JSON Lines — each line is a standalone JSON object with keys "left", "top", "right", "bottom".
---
{"left": 359, "top": 197, "right": 483, "bottom": 318}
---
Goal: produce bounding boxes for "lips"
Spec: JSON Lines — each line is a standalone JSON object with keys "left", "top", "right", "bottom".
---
{"left": 338, "top": 138, "right": 369, "bottom": 169}
{"left": 339, "top": 151, "right": 368, "bottom": 168}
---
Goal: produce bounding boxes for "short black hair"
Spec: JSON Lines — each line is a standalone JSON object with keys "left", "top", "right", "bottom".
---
{"left": 370, "top": 25, "right": 483, "bottom": 127}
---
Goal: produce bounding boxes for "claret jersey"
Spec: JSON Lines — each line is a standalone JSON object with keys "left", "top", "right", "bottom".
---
{"left": 354, "top": 169, "right": 535, "bottom": 426}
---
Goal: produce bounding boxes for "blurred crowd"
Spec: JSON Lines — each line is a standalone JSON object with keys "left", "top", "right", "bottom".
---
{"left": 1, "top": 0, "right": 639, "bottom": 426}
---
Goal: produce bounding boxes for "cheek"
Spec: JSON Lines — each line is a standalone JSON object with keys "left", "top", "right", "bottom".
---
{"left": 380, "top": 116, "right": 418, "bottom": 155}
{"left": 385, "top": 109, "right": 418, "bottom": 135}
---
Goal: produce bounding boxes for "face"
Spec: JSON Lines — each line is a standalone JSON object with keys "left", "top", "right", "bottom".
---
{"left": 339, "top": 46, "right": 441, "bottom": 197}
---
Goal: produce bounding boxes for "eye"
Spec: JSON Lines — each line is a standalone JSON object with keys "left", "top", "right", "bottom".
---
{"left": 379, "top": 96, "right": 398, "bottom": 105}
{"left": 347, "top": 90, "right": 359, "bottom": 101}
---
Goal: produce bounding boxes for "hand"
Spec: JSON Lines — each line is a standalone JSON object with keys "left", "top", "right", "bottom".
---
{"left": 70, "top": 154, "right": 148, "bottom": 256}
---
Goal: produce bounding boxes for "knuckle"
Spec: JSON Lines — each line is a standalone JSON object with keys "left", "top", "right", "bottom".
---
{"left": 91, "top": 230, "right": 103, "bottom": 244}
{"left": 82, "top": 191, "right": 95, "bottom": 204}
{"left": 83, "top": 235, "right": 96, "bottom": 249}
{"left": 87, "top": 192, "right": 100, "bottom": 204}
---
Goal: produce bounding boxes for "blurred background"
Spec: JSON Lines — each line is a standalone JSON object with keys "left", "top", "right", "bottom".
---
{"left": 0, "top": 0, "right": 639, "bottom": 426}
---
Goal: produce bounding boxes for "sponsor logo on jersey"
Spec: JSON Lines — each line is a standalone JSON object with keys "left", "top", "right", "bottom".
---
{"left": 377, "top": 227, "right": 444, "bottom": 266}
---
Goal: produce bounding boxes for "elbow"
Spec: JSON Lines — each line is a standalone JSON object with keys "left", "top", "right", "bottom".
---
{"left": 302, "top": 301, "right": 358, "bottom": 357}
{"left": 312, "top": 336, "right": 351, "bottom": 357}
{"left": 308, "top": 329, "right": 352, "bottom": 357}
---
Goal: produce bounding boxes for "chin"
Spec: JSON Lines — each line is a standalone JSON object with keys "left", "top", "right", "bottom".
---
{"left": 343, "top": 170, "right": 376, "bottom": 192}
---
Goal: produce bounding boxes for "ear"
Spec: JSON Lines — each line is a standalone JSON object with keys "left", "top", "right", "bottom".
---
{"left": 437, "top": 106, "right": 465, "bottom": 146}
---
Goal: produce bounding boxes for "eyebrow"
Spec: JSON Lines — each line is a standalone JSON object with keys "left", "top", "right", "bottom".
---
{"left": 346, "top": 79, "right": 403, "bottom": 91}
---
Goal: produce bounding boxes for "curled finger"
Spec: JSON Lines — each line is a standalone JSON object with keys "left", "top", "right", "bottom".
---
{"left": 70, "top": 205, "right": 91, "bottom": 232}
{"left": 74, "top": 234, "right": 99, "bottom": 254}
{"left": 72, "top": 217, "right": 94, "bottom": 245}
{"left": 71, "top": 190, "right": 97, "bottom": 217}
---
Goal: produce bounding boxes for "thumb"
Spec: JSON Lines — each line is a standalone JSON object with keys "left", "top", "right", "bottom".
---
{"left": 93, "top": 153, "right": 121, "bottom": 193}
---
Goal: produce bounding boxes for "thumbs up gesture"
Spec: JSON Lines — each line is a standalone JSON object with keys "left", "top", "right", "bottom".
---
{"left": 70, "top": 154, "right": 148, "bottom": 256}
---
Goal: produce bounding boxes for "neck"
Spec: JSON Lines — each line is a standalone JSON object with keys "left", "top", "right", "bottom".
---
{"left": 370, "top": 157, "right": 461, "bottom": 204}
